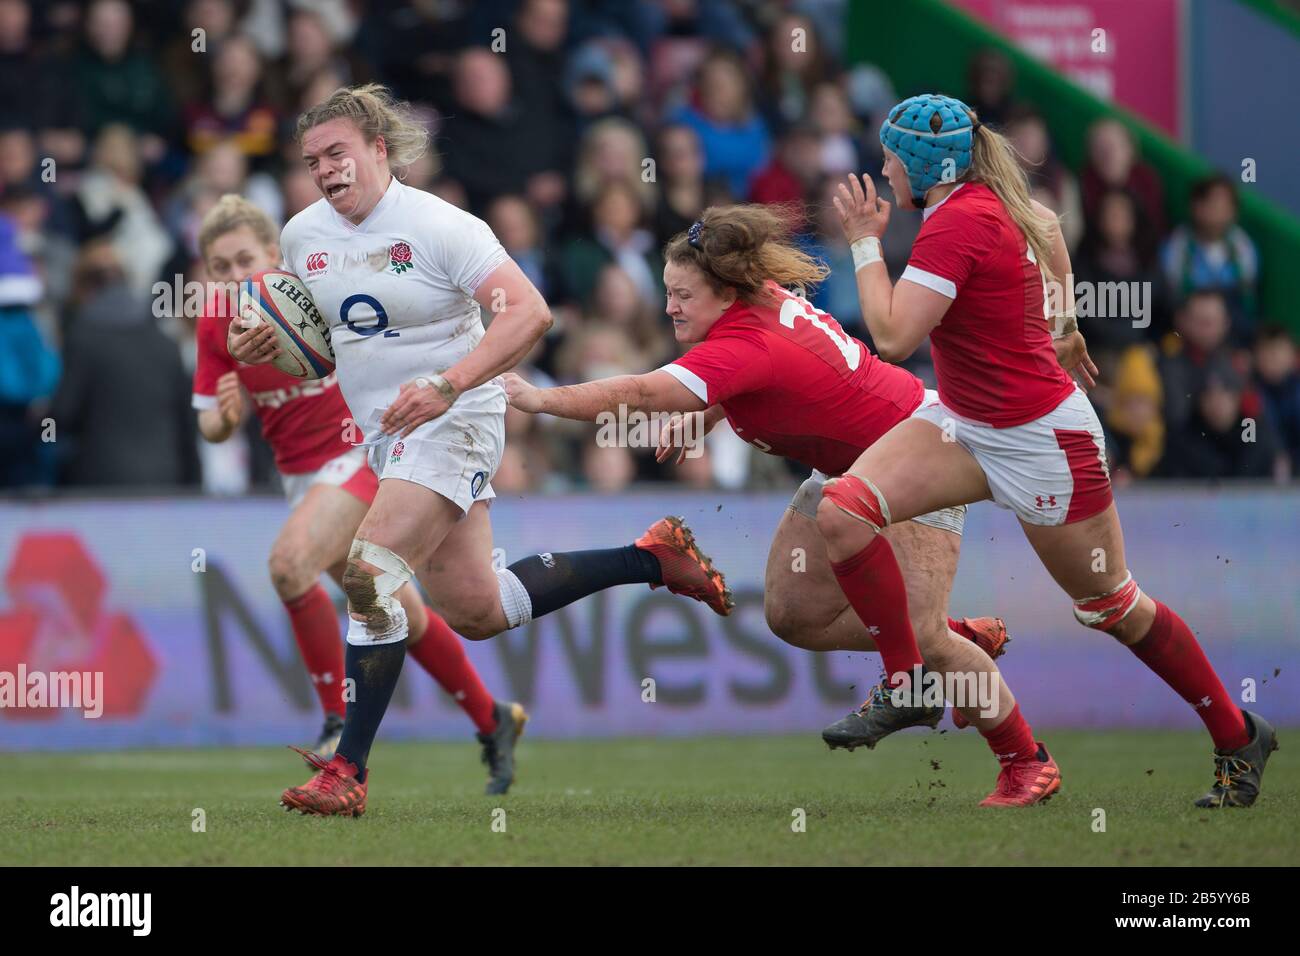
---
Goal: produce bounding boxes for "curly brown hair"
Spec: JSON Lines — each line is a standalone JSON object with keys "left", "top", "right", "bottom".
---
{"left": 664, "top": 203, "right": 828, "bottom": 304}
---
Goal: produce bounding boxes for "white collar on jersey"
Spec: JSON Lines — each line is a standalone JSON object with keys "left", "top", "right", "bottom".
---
{"left": 922, "top": 182, "right": 965, "bottom": 221}
{"left": 332, "top": 175, "right": 401, "bottom": 232}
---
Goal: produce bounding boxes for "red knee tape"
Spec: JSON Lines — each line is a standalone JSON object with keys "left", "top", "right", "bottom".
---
{"left": 1073, "top": 572, "right": 1142, "bottom": 630}
{"left": 822, "top": 474, "right": 890, "bottom": 531}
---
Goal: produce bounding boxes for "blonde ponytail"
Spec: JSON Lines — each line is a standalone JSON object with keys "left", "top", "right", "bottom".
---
{"left": 968, "top": 124, "right": 1058, "bottom": 282}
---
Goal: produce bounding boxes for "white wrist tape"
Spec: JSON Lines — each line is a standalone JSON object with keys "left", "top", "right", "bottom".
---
{"left": 851, "top": 236, "right": 883, "bottom": 272}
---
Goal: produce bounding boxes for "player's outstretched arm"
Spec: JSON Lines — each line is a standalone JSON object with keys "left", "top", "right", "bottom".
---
{"left": 503, "top": 370, "right": 707, "bottom": 422}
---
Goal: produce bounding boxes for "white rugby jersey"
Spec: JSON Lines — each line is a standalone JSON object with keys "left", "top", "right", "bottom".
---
{"left": 280, "top": 177, "right": 510, "bottom": 440}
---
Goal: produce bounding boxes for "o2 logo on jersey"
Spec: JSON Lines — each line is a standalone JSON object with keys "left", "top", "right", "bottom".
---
{"left": 340, "top": 293, "right": 399, "bottom": 338}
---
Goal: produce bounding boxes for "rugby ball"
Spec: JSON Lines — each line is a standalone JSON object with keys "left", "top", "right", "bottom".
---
{"left": 239, "top": 269, "right": 335, "bottom": 379}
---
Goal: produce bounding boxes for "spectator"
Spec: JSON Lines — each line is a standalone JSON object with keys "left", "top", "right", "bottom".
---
{"left": 507, "top": 0, "right": 573, "bottom": 134}
{"left": 486, "top": 193, "right": 563, "bottom": 304}
{"left": 1, "top": 185, "right": 78, "bottom": 323}
{"left": 586, "top": 263, "right": 671, "bottom": 369}
{"left": 572, "top": 117, "right": 654, "bottom": 217}
{"left": 1253, "top": 326, "right": 1300, "bottom": 477}
{"left": 72, "top": 124, "right": 174, "bottom": 297}
{"left": 1159, "top": 290, "right": 1239, "bottom": 434}
{"left": 669, "top": 48, "right": 771, "bottom": 199}
{"left": 966, "top": 48, "right": 1016, "bottom": 129}
{"left": 807, "top": 82, "right": 860, "bottom": 177}
{"left": 0, "top": 212, "right": 58, "bottom": 488}
{"left": 185, "top": 32, "right": 279, "bottom": 162}
{"left": 160, "top": 0, "right": 245, "bottom": 111}
{"left": 439, "top": 47, "right": 566, "bottom": 215}
{"left": 1161, "top": 366, "right": 1280, "bottom": 481}
{"left": 1104, "top": 345, "right": 1164, "bottom": 484}
{"left": 1004, "top": 106, "right": 1083, "bottom": 250}
{"left": 270, "top": 7, "right": 371, "bottom": 116}
{"left": 652, "top": 124, "right": 706, "bottom": 246}
{"left": 0, "top": 0, "right": 86, "bottom": 168}
{"left": 566, "top": 41, "right": 623, "bottom": 130}
{"left": 1073, "top": 188, "right": 1166, "bottom": 356}
{"left": 1161, "top": 174, "right": 1259, "bottom": 343}
{"left": 748, "top": 123, "right": 822, "bottom": 213}
{"left": 757, "top": 12, "right": 834, "bottom": 133}
{"left": 561, "top": 179, "right": 661, "bottom": 305}
{"left": 1080, "top": 118, "right": 1165, "bottom": 239}
{"left": 74, "top": 0, "right": 174, "bottom": 161}
{"left": 49, "top": 241, "right": 198, "bottom": 487}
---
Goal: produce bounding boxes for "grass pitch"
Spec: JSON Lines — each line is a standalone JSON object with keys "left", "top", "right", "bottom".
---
{"left": 3, "top": 730, "right": 1295, "bottom": 866}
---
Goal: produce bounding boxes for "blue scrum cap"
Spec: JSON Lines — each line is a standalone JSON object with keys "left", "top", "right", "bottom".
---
{"left": 879, "top": 94, "right": 978, "bottom": 204}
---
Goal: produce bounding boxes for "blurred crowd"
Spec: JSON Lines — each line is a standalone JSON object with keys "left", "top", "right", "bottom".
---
{"left": 1, "top": 0, "right": 1296, "bottom": 496}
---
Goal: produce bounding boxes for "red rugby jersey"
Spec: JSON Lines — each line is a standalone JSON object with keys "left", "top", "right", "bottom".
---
{"left": 663, "top": 282, "right": 924, "bottom": 475}
{"left": 901, "top": 183, "right": 1073, "bottom": 427}
{"left": 191, "top": 303, "right": 356, "bottom": 475}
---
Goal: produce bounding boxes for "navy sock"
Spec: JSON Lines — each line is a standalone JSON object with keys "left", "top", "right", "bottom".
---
{"left": 507, "top": 545, "right": 662, "bottom": 619}
{"left": 335, "top": 638, "right": 407, "bottom": 778}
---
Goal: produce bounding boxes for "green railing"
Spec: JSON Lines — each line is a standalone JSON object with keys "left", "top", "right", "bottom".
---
{"left": 847, "top": 0, "right": 1300, "bottom": 334}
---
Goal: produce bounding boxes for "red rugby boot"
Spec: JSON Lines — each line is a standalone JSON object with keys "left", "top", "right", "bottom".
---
{"left": 950, "top": 616, "right": 1010, "bottom": 729}
{"left": 979, "top": 743, "right": 1061, "bottom": 807}
{"left": 281, "top": 746, "right": 368, "bottom": 817}
{"left": 635, "top": 516, "right": 735, "bottom": 616}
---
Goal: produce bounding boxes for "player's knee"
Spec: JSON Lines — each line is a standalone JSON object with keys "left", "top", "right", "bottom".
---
{"left": 816, "top": 475, "right": 890, "bottom": 555}
{"left": 341, "top": 540, "right": 415, "bottom": 643}
{"left": 448, "top": 592, "right": 502, "bottom": 641}
{"left": 268, "top": 539, "right": 317, "bottom": 600}
{"left": 340, "top": 558, "right": 380, "bottom": 614}
{"left": 763, "top": 596, "right": 802, "bottom": 645}
{"left": 1072, "top": 571, "right": 1145, "bottom": 637}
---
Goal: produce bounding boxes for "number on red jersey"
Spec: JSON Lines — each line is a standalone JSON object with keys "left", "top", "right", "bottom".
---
{"left": 773, "top": 288, "right": 862, "bottom": 371}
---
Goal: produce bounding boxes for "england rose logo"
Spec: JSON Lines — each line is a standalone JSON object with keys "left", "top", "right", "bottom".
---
{"left": 389, "top": 242, "right": 413, "bottom": 274}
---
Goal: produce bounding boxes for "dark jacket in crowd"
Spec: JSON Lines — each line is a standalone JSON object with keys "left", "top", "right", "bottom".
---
{"left": 49, "top": 284, "right": 198, "bottom": 487}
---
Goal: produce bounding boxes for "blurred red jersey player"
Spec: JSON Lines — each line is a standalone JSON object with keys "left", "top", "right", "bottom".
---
{"left": 191, "top": 194, "right": 527, "bottom": 795}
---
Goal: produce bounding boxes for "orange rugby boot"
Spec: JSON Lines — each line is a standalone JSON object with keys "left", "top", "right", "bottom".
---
{"left": 979, "top": 743, "right": 1062, "bottom": 807}
{"left": 280, "top": 746, "right": 368, "bottom": 817}
{"left": 635, "top": 516, "right": 735, "bottom": 616}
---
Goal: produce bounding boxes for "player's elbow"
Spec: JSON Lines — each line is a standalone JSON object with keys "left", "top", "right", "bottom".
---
{"left": 534, "top": 301, "right": 554, "bottom": 337}
{"left": 874, "top": 338, "right": 915, "bottom": 364}
{"left": 196, "top": 412, "right": 231, "bottom": 443}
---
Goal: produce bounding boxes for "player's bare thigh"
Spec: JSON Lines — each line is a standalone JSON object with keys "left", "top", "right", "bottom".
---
{"left": 842, "top": 418, "right": 991, "bottom": 524}
{"left": 1018, "top": 502, "right": 1156, "bottom": 644}
{"left": 269, "top": 482, "right": 370, "bottom": 600}
{"left": 764, "top": 507, "right": 856, "bottom": 643}
{"left": 415, "top": 500, "right": 506, "bottom": 640}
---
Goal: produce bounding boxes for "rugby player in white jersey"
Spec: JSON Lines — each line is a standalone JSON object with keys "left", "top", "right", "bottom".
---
{"left": 230, "top": 85, "right": 732, "bottom": 816}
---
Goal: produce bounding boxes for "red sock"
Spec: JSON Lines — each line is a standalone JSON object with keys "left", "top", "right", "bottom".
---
{"left": 1128, "top": 601, "right": 1248, "bottom": 750}
{"left": 407, "top": 607, "right": 498, "bottom": 734}
{"left": 284, "top": 584, "right": 345, "bottom": 718}
{"left": 829, "top": 535, "right": 924, "bottom": 687}
{"left": 980, "top": 703, "right": 1037, "bottom": 764}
